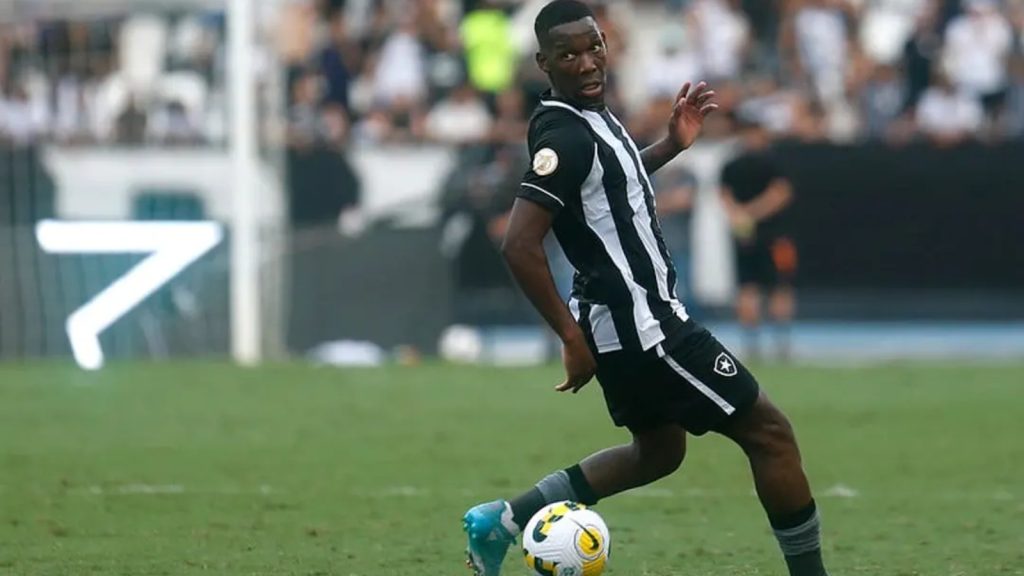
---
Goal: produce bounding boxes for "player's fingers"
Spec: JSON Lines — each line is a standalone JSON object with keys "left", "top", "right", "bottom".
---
{"left": 687, "top": 81, "right": 707, "bottom": 105}
{"left": 672, "top": 96, "right": 688, "bottom": 115}
{"left": 575, "top": 372, "right": 597, "bottom": 393}
{"left": 675, "top": 82, "right": 691, "bottom": 104}
{"left": 696, "top": 90, "right": 716, "bottom": 105}
{"left": 700, "top": 103, "right": 719, "bottom": 116}
{"left": 555, "top": 379, "right": 574, "bottom": 392}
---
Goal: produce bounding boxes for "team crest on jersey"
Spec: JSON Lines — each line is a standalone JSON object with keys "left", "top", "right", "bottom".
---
{"left": 533, "top": 148, "right": 559, "bottom": 176}
{"left": 714, "top": 352, "right": 738, "bottom": 377}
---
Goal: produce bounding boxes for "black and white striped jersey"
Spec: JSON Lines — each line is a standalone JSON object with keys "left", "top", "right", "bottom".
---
{"left": 518, "top": 91, "right": 693, "bottom": 355}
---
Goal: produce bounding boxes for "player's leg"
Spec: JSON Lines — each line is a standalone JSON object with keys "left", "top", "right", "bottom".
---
{"left": 508, "top": 425, "right": 685, "bottom": 534}
{"left": 719, "top": 393, "right": 829, "bottom": 576}
{"left": 463, "top": 425, "right": 685, "bottom": 575}
{"left": 655, "top": 327, "right": 828, "bottom": 576}
{"left": 463, "top": 351, "right": 686, "bottom": 575}
{"left": 577, "top": 423, "right": 685, "bottom": 498}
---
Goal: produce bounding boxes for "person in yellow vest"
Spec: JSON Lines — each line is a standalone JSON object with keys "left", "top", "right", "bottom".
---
{"left": 461, "top": 1, "right": 518, "bottom": 99}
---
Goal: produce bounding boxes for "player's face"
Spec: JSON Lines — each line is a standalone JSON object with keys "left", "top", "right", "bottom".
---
{"left": 538, "top": 18, "right": 607, "bottom": 108}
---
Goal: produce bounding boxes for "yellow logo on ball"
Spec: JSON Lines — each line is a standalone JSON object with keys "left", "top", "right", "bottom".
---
{"left": 575, "top": 524, "right": 604, "bottom": 560}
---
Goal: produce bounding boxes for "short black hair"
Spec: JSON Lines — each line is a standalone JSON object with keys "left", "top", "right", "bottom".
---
{"left": 534, "top": 0, "right": 596, "bottom": 49}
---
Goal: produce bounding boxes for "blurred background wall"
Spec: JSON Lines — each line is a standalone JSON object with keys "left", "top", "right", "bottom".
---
{"left": 1, "top": 0, "right": 1023, "bottom": 364}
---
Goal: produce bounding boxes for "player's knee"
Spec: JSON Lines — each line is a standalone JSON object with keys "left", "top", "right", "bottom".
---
{"left": 733, "top": 399, "right": 798, "bottom": 458}
{"left": 648, "top": 443, "right": 685, "bottom": 478}
{"left": 752, "top": 408, "right": 797, "bottom": 457}
{"left": 633, "top": 426, "right": 686, "bottom": 479}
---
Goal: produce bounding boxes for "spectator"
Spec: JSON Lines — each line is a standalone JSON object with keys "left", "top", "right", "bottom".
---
{"left": 4, "top": 0, "right": 1024, "bottom": 148}
{"left": 372, "top": 14, "right": 427, "bottom": 108}
{"left": 740, "top": 0, "right": 783, "bottom": 65}
{"left": 319, "top": 10, "right": 358, "bottom": 113}
{"left": 915, "top": 70, "right": 984, "bottom": 146}
{"left": 998, "top": 55, "right": 1024, "bottom": 139}
{"left": 1, "top": 83, "right": 49, "bottom": 144}
{"left": 287, "top": 69, "right": 326, "bottom": 148}
{"left": 786, "top": 0, "right": 853, "bottom": 104}
{"left": 720, "top": 118, "right": 797, "bottom": 361}
{"left": 943, "top": 0, "right": 1014, "bottom": 121}
{"left": 687, "top": 0, "right": 750, "bottom": 82}
{"left": 425, "top": 82, "right": 493, "bottom": 144}
{"left": 860, "top": 63, "right": 907, "bottom": 140}
{"left": 417, "top": 0, "right": 465, "bottom": 102}
{"left": 490, "top": 87, "right": 528, "bottom": 144}
{"left": 738, "top": 75, "right": 802, "bottom": 137}
{"left": 646, "top": 23, "right": 702, "bottom": 102}
{"left": 902, "top": 1, "right": 943, "bottom": 111}
{"left": 461, "top": 0, "right": 518, "bottom": 97}
{"left": 149, "top": 99, "right": 203, "bottom": 145}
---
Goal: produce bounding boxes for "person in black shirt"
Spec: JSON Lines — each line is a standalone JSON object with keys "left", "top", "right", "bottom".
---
{"left": 721, "top": 119, "right": 795, "bottom": 360}
{"left": 460, "top": 3, "right": 830, "bottom": 576}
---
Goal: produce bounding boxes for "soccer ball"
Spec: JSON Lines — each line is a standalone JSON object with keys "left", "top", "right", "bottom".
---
{"left": 522, "top": 501, "right": 610, "bottom": 576}
{"left": 438, "top": 324, "right": 483, "bottom": 363}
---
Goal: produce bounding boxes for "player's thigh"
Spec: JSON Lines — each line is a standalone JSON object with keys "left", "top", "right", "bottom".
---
{"left": 593, "top": 349, "right": 682, "bottom": 432}
{"left": 716, "top": 391, "right": 799, "bottom": 455}
{"left": 655, "top": 328, "right": 761, "bottom": 436}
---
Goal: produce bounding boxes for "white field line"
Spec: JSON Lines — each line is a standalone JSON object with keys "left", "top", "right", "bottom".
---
{"left": 822, "top": 484, "right": 860, "bottom": 498}
{"left": 36, "top": 483, "right": 1019, "bottom": 503}
{"left": 346, "top": 484, "right": 1018, "bottom": 502}
{"left": 65, "top": 484, "right": 277, "bottom": 496}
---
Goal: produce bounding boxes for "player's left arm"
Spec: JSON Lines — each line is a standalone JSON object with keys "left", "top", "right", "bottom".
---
{"left": 641, "top": 81, "right": 718, "bottom": 176}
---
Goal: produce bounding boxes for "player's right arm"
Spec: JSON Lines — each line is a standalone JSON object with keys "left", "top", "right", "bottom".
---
{"left": 503, "top": 112, "right": 596, "bottom": 393}
{"left": 502, "top": 200, "right": 595, "bottom": 392}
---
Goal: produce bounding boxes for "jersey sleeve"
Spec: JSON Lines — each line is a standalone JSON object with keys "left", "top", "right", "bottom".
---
{"left": 518, "top": 112, "right": 594, "bottom": 215}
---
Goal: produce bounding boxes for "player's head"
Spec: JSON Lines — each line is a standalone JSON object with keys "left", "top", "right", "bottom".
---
{"left": 534, "top": 0, "right": 607, "bottom": 109}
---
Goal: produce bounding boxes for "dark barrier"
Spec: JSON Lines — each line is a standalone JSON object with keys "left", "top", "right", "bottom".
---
{"left": 286, "top": 226, "right": 455, "bottom": 355}
{"left": 0, "top": 145, "right": 55, "bottom": 224}
{"left": 775, "top": 141, "right": 1024, "bottom": 291}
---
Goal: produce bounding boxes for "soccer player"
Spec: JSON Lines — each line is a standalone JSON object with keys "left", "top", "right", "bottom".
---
{"left": 461, "top": 2, "right": 831, "bottom": 576}
{"left": 720, "top": 118, "right": 797, "bottom": 361}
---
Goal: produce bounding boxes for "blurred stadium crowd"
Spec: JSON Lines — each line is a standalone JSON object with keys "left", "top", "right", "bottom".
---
{"left": 2, "top": 0, "right": 1024, "bottom": 148}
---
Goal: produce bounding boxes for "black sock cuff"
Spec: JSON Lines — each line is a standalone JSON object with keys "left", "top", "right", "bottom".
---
{"left": 769, "top": 499, "right": 817, "bottom": 531}
{"left": 565, "top": 464, "right": 599, "bottom": 506}
{"left": 510, "top": 488, "right": 546, "bottom": 531}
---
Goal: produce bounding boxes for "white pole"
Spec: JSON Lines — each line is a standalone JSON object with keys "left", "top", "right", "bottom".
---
{"left": 228, "top": 0, "right": 262, "bottom": 365}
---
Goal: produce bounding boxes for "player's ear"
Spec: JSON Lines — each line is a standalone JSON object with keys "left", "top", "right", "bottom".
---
{"left": 536, "top": 50, "right": 550, "bottom": 74}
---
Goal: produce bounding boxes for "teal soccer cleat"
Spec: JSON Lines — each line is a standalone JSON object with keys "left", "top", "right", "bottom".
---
{"left": 463, "top": 500, "right": 516, "bottom": 575}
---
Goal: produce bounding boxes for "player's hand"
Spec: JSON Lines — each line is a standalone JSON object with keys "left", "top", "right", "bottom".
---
{"left": 668, "top": 81, "right": 718, "bottom": 152}
{"left": 556, "top": 330, "right": 597, "bottom": 394}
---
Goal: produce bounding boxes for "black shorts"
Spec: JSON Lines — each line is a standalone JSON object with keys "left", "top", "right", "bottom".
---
{"left": 736, "top": 236, "right": 797, "bottom": 288}
{"left": 593, "top": 326, "right": 760, "bottom": 435}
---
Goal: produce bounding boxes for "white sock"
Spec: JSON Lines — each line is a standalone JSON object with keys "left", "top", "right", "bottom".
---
{"left": 500, "top": 501, "right": 521, "bottom": 536}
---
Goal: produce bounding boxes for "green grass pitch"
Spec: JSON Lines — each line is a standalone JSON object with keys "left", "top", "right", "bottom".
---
{"left": 1, "top": 361, "right": 1023, "bottom": 575}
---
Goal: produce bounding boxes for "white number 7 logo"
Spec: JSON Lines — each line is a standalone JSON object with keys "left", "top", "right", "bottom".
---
{"left": 35, "top": 220, "right": 223, "bottom": 370}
